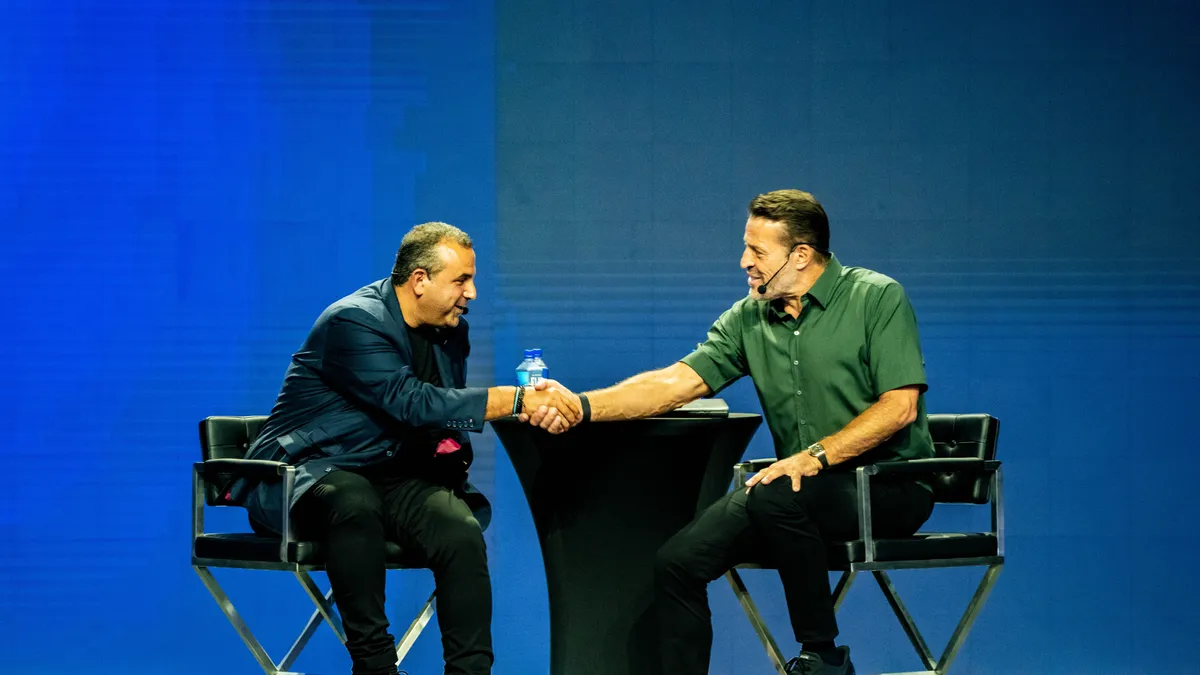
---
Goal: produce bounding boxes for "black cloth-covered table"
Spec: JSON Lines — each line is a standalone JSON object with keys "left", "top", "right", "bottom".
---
{"left": 492, "top": 413, "right": 763, "bottom": 675}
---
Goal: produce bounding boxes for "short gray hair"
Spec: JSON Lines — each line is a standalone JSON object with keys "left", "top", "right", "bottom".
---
{"left": 390, "top": 222, "right": 473, "bottom": 285}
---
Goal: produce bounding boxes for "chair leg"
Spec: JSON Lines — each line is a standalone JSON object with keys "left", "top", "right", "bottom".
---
{"left": 935, "top": 564, "right": 1003, "bottom": 674}
{"left": 294, "top": 570, "right": 347, "bottom": 643}
{"left": 873, "top": 571, "right": 936, "bottom": 671}
{"left": 727, "top": 569, "right": 860, "bottom": 675}
{"left": 278, "top": 602, "right": 332, "bottom": 673}
{"left": 278, "top": 572, "right": 346, "bottom": 672}
{"left": 198, "top": 565, "right": 441, "bottom": 674}
{"left": 395, "top": 591, "right": 437, "bottom": 665}
{"left": 194, "top": 565, "right": 281, "bottom": 675}
{"left": 832, "top": 570, "right": 857, "bottom": 612}
{"left": 724, "top": 569, "right": 789, "bottom": 675}
{"left": 872, "top": 564, "right": 1004, "bottom": 675}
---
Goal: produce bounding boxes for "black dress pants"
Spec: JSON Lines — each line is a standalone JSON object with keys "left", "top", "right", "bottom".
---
{"left": 653, "top": 470, "right": 934, "bottom": 675}
{"left": 290, "top": 469, "right": 493, "bottom": 675}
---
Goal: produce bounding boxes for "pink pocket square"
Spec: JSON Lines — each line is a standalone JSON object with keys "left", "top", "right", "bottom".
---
{"left": 435, "top": 438, "right": 462, "bottom": 455}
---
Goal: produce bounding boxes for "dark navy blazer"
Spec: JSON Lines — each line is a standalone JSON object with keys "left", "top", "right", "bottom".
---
{"left": 233, "top": 278, "right": 491, "bottom": 532}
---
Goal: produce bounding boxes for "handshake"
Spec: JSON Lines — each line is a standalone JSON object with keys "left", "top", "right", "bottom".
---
{"left": 517, "top": 379, "right": 585, "bottom": 435}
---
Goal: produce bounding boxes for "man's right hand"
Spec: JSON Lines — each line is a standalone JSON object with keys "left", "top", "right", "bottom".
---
{"left": 519, "top": 379, "right": 582, "bottom": 434}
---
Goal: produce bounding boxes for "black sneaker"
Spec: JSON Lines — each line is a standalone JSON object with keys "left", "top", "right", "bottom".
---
{"left": 784, "top": 646, "right": 855, "bottom": 675}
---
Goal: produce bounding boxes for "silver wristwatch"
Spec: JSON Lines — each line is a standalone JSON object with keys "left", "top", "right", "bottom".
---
{"left": 805, "top": 442, "right": 829, "bottom": 469}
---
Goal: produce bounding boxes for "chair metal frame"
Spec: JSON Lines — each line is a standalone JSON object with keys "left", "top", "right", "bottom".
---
{"left": 724, "top": 456, "right": 1004, "bottom": 675}
{"left": 193, "top": 435, "right": 435, "bottom": 675}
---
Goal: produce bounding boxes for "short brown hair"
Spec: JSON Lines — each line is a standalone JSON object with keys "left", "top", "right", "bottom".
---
{"left": 748, "top": 189, "right": 830, "bottom": 258}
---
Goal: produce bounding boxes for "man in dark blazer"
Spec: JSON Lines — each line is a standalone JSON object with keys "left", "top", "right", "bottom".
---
{"left": 232, "top": 222, "right": 580, "bottom": 675}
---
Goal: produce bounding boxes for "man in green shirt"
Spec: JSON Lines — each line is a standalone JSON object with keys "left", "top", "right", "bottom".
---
{"left": 529, "top": 189, "right": 934, "bottom": 675}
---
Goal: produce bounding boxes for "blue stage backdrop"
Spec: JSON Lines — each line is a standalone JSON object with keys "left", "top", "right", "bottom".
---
{"left": 2, "top": 1, "right": 1198, "bottom": 674}
{"left": 494, "top": 2, "right": 1200, "bottom": 674}
{"left": 1, "top": 1, "right": 498, "bottom": 674}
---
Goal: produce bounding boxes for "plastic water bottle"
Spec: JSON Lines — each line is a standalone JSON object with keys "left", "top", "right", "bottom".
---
{"left": 515, "top": 349, "right": 544, "bottom": 386}
{"left": 516, "top": 348, "right": 550, "bottom": 386}
{"left": 530, "top": 348, "right": 549, "bottom": 383}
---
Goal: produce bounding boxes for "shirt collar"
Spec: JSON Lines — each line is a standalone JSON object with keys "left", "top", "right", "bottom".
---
{"left": 806, "top": 253, "right": 843, "bottom": 309}
{"left": 382, "top": 279, "right": 408, "bottom": 330}
{"left": 766, "top": 253, "right": 843, "bottom": 321}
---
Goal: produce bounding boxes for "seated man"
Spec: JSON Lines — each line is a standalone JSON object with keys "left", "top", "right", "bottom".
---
{"left": 230, "top": 222, "right": 579, "bottom": 675}
{"left": 540, "top": 190, "right": 935, "bottom": 675}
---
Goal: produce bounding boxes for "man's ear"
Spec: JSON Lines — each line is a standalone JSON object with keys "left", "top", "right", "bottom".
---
{"left": 794, "top": 246, "right": 813, "bottom": 270}
{"left": 411, "top": 269, "right": 429, "bottom": 297}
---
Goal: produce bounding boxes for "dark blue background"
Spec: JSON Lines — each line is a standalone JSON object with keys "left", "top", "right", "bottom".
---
{"left": 2, "top": 1, "right": 1197, "bottom": 673}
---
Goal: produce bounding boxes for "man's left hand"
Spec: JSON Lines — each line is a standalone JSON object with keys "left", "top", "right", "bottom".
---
{"left": 744, "top": 453, "right": 822, "bottom": 493}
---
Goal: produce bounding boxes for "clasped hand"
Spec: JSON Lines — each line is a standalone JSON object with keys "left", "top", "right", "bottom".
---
{"left": 517, "top": 379, "right": 581, "bottom": 435}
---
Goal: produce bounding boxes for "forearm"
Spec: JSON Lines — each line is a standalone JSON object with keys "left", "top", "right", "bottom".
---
{"left": 484, "top": 386, "right": 520, "bottom": 421}
{"left": 326, "top": 313, "right": 501, "bottom": 430}
{"left": 820, "top": 389, "right": 918, "bottom": 466}
{"left": 585, "top": 362, "right": 711, "bottom": 422}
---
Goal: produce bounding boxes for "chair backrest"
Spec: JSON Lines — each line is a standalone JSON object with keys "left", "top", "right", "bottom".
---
{"left": 926, "top": 413, "right": 1000, "bottom": 505}
{"left": 198, "top": 415, "right": 269, "bottom": 505}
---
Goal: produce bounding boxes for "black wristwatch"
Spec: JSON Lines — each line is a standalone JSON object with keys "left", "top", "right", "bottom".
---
{"left": 805, "top": 442, "right": 829, "bottom": 469}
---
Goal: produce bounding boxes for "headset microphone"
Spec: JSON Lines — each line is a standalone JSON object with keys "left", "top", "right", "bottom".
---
{"left": 754, "top": 242, "right": 828, "bottom": 295}
{"left": 755, "top": 242, "right": 806, "bottom": 295}
{"left": 756, "top": 261, "right": 790, "bottom": 295}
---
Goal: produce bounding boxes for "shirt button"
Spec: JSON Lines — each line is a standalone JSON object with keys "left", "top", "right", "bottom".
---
{"left": 386, "top": 450, "right": 394, "bottom": 457}
{"left": 793, "top": 330, "right": 800, "bottom": 336}
{"left": 796, "top": 390, "right": 802, "bottom": 396}
{"left": 793, "top": 360, "right": 799, "bottom": 365}
{"left": 800, "top": 419, "right": 807, "bottom": 425}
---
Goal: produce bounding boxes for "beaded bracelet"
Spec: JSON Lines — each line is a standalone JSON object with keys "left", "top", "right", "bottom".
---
{"left": 511, "top": 385, "right": 526, "bottom": 416}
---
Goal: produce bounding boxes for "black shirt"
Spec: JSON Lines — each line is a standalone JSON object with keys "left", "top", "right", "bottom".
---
{"left": 371, "top": 323, "right": 471, "bottom": 486}
{"left": 406, "top": 323, "right": 443, "bottom": 388}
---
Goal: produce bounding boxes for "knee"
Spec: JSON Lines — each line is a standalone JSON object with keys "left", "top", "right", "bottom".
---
{"left": 314, "top": 480, "right": 383, "bottom": 526}
{"left": 653, "top": 536, "right": 696, "bottom": 586}
{"left": 745, "top": 479, "right": 809, "bottom": 524}
{"left": 426, "top": 513, "right": 486, "bottom": 564}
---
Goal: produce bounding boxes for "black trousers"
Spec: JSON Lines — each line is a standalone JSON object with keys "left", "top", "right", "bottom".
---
{"left": 290, "top": 469, "right": 493, "bottom": 675}
{"left": 654, "top": 470, "right": 934, "bottom": 675}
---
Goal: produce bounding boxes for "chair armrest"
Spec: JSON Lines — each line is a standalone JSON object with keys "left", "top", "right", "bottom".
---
{"left": 194, "top": 459, "right": 289, "bottom": 483}
{"left": 736, "top": 458, "right": 999, "bottom": 486}
{"left": 733, "top": 458, "right": 778, "bottom": 486}
{"left": 192, "top": 459, "right": 298, "bottom": 562}
{"left": 854, "top": 459, "right": 1004, "bottom": 563}
{"left": 865, "top": 458, "right": 1000, "bottom": 477}
{"left": 735, "top": 458, "right": 777, "bottom": 473}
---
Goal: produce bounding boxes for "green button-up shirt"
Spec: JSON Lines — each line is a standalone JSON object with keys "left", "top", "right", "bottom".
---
{"left": 681, "top": 254, "right": 934, "bottom": 472}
